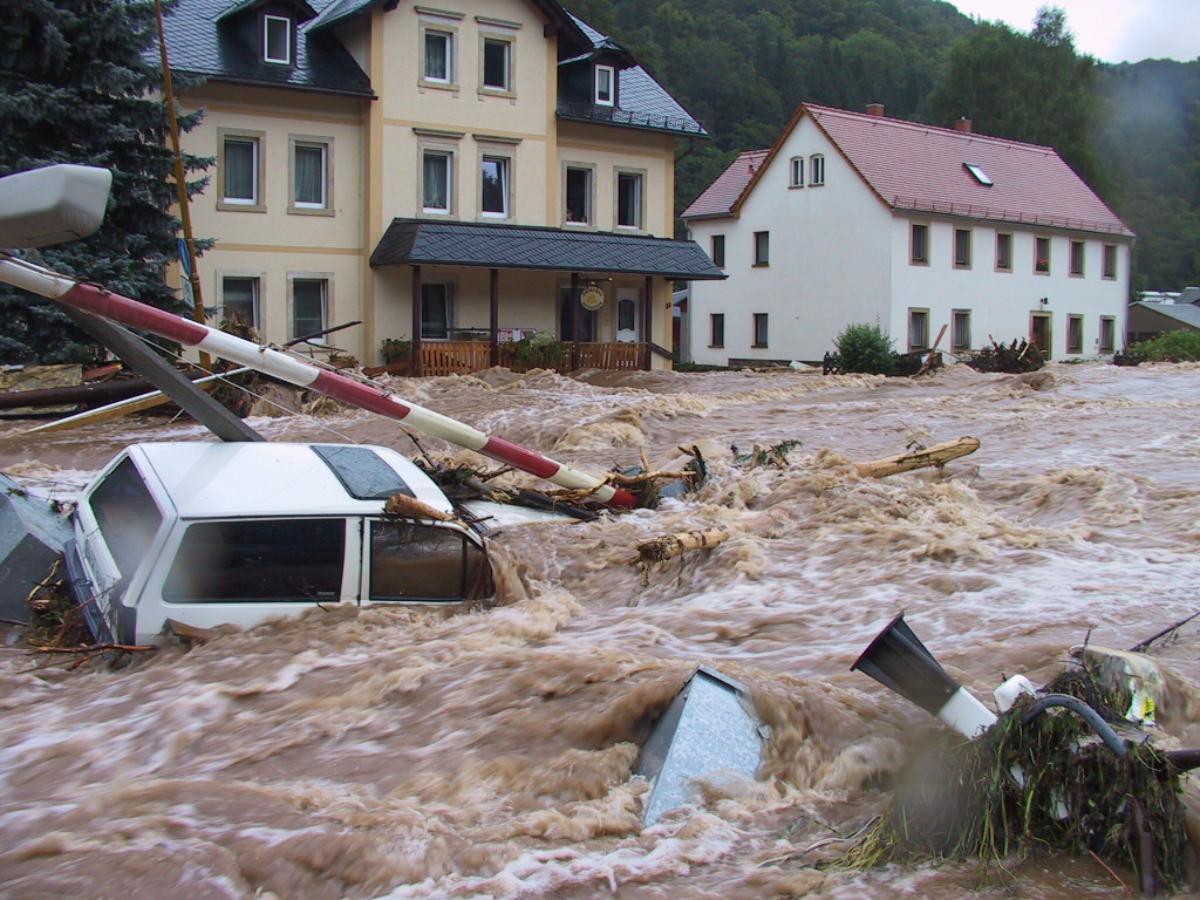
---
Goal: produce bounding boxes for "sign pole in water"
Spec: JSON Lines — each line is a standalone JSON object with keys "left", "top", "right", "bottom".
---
{"left": 0, "top": 255, "right": 637, "bottom": 508}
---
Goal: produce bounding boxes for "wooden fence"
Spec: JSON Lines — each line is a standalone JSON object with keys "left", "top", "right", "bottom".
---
{"left": 419, "top": 341, "right": 494, "bottom": 377}
{"left": 365, "top": 342, "right": 652, "bottom": 377}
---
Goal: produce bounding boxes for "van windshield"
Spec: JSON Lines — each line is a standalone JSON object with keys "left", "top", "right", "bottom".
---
{"left": 89, "top": 457, "right": 163, "bottom": 579}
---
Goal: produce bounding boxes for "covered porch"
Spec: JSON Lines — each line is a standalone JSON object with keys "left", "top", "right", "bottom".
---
{"left": 369, "top": 219, "right": 724, "bottom": 374}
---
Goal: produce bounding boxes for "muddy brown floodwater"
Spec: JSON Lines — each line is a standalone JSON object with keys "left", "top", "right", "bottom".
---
{"left": 1, "top": 361, "right": 1199, "bottom": 898}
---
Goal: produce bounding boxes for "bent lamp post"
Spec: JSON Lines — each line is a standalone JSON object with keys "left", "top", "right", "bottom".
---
{"left": 852, "top": 613, "right": 998, "bottom": 739}
{"left": 0, "top": 165, "right": 636, "bottom": 509}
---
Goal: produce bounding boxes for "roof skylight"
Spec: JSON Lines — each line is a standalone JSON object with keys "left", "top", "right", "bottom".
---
{"left": 964, "top": 163, "right": 993, "bottom": 187}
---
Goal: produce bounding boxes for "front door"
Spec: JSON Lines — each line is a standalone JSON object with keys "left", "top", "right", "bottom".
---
{"left": 615, "top": 288, "right": 640, "bottom": 342}
{"left": 559, "top": 287, "right": 596, "bottom": 341}
{"left": 1030, "top": 313, "right": 1052, "bottom": 358}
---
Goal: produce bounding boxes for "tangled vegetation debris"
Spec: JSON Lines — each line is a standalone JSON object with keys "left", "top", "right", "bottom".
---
{"left": 841, "top": 666, "right": 1190, "bottom": 893}
{"left": 733, "top": 440, "right": 801, "bottom": 469}
{"left": 966, "top": 338, "right": 1046, "bottom": 374}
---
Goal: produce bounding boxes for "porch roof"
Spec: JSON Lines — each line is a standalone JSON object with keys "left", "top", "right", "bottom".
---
{"left": 370, "top": 219, "right": 726, "bottom": 280}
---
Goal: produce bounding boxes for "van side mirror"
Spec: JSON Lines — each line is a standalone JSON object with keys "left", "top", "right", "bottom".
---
{"left": 0, "top": 165, "right": 113, "bottom": 249}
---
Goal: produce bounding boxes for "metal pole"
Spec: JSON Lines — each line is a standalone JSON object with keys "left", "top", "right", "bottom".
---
{"left": 643, "top": 274, "right": 653, "bottom": 370}
{"left": 153, "top": 0, "right": 211, "bottom": 370}
{"left": 489, "top": 267, "right": 499, "bottom": 367}
{"left": 0, "top": 255, "right": 637, "bottom": 507}
{"left": 411, "top": 264, "right": 422, "bottom": 376}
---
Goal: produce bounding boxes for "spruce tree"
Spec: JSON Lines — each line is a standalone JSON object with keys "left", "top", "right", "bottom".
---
{"left": 0, "top": 0, "right": 208, "bottom": 364}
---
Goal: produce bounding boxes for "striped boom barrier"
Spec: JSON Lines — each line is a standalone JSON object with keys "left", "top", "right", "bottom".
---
{"left": 0, "top": 256, "right": 636, "bottom": 508}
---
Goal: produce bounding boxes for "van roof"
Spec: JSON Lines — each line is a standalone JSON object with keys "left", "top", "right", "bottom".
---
{"left": 130, "top": 442, "right": 454, "bottom": 519}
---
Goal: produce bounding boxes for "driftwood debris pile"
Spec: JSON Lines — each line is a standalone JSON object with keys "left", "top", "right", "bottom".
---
{"left": 966, "top": 338, "right": 1046, "bottom": 374}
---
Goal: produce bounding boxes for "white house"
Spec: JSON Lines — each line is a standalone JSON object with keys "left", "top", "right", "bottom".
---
{"left": 682, "top": 102, "right": 1134, "bottom": 365}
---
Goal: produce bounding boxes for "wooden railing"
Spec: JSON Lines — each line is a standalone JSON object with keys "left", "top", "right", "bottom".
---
{"left": 405, "top": 340, "right": 651, "bottom": 375}
{"left": 419, "top": 341, "right": 494, "bottom": 376}
{"left": 571, "top": 342, "right": 646, "bottom": 370}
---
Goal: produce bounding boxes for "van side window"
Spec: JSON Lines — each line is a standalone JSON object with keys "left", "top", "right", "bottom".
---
{"left": 163, "top": 519, "right": 345, "bottom": 602}
{"left": 370, "top": 521, "right": 490, "bottom": 601}
{"left": 89, "top": 457, "right": 163, "bottom": 578}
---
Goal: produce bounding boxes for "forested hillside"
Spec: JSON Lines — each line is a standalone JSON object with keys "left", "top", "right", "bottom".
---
{"left": 568, "top": 0, "right": 1200, "bottom": 292}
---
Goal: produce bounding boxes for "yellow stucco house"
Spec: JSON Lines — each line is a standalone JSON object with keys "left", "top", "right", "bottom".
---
{"left": 161, "top": 0, "right": 722, "bottom": 371}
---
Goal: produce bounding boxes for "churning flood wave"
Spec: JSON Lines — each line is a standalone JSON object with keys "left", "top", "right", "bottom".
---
{"left": 1, "top": 360, "right": 1199, "bottom": 897}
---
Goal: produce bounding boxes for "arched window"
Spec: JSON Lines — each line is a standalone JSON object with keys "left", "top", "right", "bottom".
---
{"left": 809, "top": 153, "right": 825, "bottom": 186}
{"left": 789, "top": 156, "right": 804, "bottom": 187}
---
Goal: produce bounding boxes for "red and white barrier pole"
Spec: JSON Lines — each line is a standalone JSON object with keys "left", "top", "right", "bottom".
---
{"left": 0, "top": 255, "right": 636, "bottom": 508}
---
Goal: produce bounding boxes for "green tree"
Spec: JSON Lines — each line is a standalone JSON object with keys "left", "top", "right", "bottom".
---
{"left": 929, "top": 7, "right": 1101, "bottom": 188}
{"left": 0, "top": 0, "right": 208, "bottom": 363}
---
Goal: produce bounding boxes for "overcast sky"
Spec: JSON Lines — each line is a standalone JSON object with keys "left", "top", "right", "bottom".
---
{"left": 948, "top": 0, "right": 1200, "bottom": 63}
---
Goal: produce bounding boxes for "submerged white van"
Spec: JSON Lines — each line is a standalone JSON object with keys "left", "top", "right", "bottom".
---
{"left": 67, "top": 442, "right": 497, "bottom": 644}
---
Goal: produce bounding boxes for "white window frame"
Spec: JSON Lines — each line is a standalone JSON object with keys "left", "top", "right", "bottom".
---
{"left": 789, "top": 156, "right": 804, "bottom": 188}
{"left": 263, "top": 15, "right": 292, "bottom": 65}
{"left": 288, "top": 135, "right": 334, "bottom": 215}
{"left": 615, "top": 168, "right": 644, "bottom": 230}
{"left": 421, "top": 149, "right": 454, "bottom": 215}
{"left": 218, "top": 273, "right": 262, "bottom": 330}
{"left": 480, "top": 35, "right": 513, "bottom": 94}
{"left": 289, "top": 274, "right": 332, "bottom": 344}
{"left": 809, "top": 153, "right": 825, "bottom": 186}
{"left": 423, "top": 28, "right": 454, "bottom": 85}
{"left": 594, "top": 64, "right": 615, "bottom": 106}
{"left": 218, "top": 128, "right": 265, "bottom": 212}
{"left": 563, "top": 163, "right": 594, "bottom": 227}
{"left": 480, "top": 154, "right": 510, "bottom": 219}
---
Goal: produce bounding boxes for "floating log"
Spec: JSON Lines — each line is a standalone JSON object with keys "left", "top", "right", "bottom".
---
{"left": 24, "top": 367, "right": 254, "bottom": 434}
{"left": 0, "top": 370, "right": 219, "bottom": 412}
{"left": 856, "top": 437, "right": 980, "bottom": 478}
{"left": 635, "top": 528, "right": 730, "bottom": 563}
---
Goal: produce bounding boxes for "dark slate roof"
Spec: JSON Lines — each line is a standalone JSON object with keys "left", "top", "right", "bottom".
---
{"left": 154, "top": 0, "right": 373, "bottom": 97}
{"left": 558, "top": 14, "right": 706, "bottom": 137}
{"left": 1129, "top": 301, "right": 1200, "bottom": 330}
{"left": 215, "top": 0, "right": 318, "bottom": 24}
{"left": 371, "top": 219, "right": 726, "bottom": 280}
{"left": 305, "top": 0, "right": 374, "bottom": 34}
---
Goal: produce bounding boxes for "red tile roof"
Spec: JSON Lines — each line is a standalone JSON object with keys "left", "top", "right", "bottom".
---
{"left": 685, "top": 103, "right": 1133, "bottom": 238}
{"left": 682, "top": 149, "right": 769, "bottom": 219}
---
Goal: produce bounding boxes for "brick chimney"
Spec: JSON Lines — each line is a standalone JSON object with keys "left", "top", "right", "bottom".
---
{"left": 866, "top": 103, "right": 885, "bottom": 117}
{"left": 954, "top": 117, "right": 972, "bottom": 133}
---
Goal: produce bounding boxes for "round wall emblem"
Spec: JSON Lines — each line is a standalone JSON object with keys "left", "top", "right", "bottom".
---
{"left": 579, "top": 286, "right": 605, "bottom": 311}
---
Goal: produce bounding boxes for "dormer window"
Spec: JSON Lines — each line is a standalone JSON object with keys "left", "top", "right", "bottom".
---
{"left": 264, "top": 15, "right": 292, "bottom": 65}
{"left": 594, "top": 65, "right": 615, "bottom": 106}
